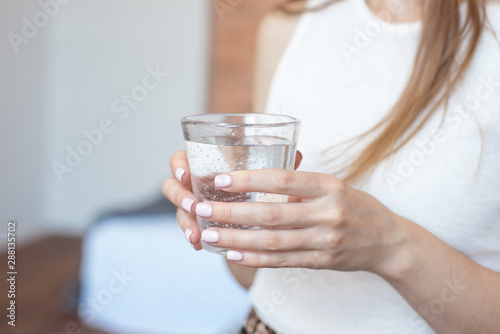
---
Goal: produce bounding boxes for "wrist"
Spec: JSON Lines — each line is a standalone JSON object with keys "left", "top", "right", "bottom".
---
{"left": 372, "top": 213, "right": 426, "bottom": 283}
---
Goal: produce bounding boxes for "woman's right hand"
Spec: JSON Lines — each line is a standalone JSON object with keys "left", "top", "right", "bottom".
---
{"left": 162, "top": 150, "right": 203, "bottom": 250}
{"left": 162, "top": 149, "right": 303, "bottom": 251}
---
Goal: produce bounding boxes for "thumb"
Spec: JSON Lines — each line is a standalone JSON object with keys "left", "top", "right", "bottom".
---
{"left": 294, "top": 150, "right": 303, "bottom": 170}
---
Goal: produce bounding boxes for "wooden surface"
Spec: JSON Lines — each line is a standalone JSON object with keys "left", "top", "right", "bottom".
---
{"left": 0, "top": 235, "right": 106, "bottom": 334}
{"left": 0, "top": 2, "right": 284, "bottom": 333}
{"left": 209, "top": 0, "right": 284, "bottom": 114}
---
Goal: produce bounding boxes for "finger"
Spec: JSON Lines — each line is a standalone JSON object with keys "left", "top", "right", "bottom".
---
{"left": 201, "top": 226, "right": 333, "bottom": 252}
{"left": 224, "top": 249, "right": 333, "bottom": 269}
{"left": 162, "top": 177, "right": 197, "bottom": 214}
{"left": 169, "top": 150, "right": 192, "bottom": 188}
{"left": 195, "top": 201, "right": 315, "bottom": 228}
{"left": 176, "top": 208, "right": 203, "bottom": 250}
{"left": 294, "top": 150, "right": 302, "bottom": 170}
{"left": 214, "top": 169, "right": 340, "bottom": 198}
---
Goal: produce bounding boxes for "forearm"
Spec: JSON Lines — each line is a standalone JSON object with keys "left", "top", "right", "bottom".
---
{"left": 382, "top": 216, "right": 500, "bottom": 334}
{"left": 225, "top": 258, "right": 258, "bottom": 290}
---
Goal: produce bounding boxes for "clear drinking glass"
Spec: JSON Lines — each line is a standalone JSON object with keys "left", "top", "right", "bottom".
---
{"left": 181, "top": 113, "right": 301, "bottom": 255}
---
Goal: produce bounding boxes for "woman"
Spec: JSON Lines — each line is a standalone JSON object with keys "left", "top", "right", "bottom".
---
{"left": 163, "top": 0, "right": 500, "bottom": 333}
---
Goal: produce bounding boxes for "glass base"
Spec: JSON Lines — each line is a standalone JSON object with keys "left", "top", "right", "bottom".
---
{"left": 201, "top": 241, "right": 229, "bottom": 255}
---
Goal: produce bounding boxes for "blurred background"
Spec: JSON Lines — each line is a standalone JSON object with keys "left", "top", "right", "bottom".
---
{"left": 0, "top": 0, "right": 283, "bottom": 333}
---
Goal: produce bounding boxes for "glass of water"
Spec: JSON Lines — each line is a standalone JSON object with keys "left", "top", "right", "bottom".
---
{"left": 181, "top": 113, "right": 301, "bottom": 255}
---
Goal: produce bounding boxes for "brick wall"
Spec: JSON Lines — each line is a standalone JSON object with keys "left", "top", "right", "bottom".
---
{"left": 209, "top": 0, "right": 284, "bottom": 114}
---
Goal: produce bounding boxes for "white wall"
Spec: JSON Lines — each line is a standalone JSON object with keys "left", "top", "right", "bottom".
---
{"left": 0, "top": 0, "right": 51, "bottom": 243}
{"left": 0, "top": 0, "right": 211, "bottom": 241}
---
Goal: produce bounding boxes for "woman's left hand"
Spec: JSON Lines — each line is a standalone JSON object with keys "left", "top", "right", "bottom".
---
{"left": 194, "top": 169, "right": 411, "bottom": 278}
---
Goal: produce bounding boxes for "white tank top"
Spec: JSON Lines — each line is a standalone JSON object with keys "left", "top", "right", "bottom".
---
{"left": 249, "top": 0, "right": 500, "bottom": 333}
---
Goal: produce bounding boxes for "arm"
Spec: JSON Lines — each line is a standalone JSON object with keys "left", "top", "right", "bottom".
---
{"left": 224, "top": 9, "right": 303, "bottom": 289}
{"left": 162, "top": 10, "right": 303, "bottom": 290}
{"left": 252, "top": 10, "right": 303, "bottom": 114}
{"left": 195, "top": 169, "right": 500, "bottom": 333}
{"left": 383, "top": 216, "right": 500, "bottom": 334}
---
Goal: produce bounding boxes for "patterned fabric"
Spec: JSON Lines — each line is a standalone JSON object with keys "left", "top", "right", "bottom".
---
{"left": 238, "top": 308, "right": 281, "bottom": 334}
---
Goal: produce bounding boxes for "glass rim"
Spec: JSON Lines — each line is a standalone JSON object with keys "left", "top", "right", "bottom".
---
{"left": 181, "top": 113, "right": 300, "bottom": 128}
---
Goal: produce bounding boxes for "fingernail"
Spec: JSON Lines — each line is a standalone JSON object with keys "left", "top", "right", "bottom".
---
{"left": 201, "top": 229, "right": 219, "bottom": 243}
{"left": 196, "top": 203, "right": 213, "bottom": 218}
{"left": 227, "top": 250, "right": 243, "bottom": 261}
{"left": 175, "top": 168, "right": 186, "bottom": 182}
{"left": 181, "top": 197, "right": 195, "bottom": 213}
{"left": 185, "top": 228, "right": 193, "bottom": 243}
{"left": 214, "top": 175, "right": 232, "bottom": 188}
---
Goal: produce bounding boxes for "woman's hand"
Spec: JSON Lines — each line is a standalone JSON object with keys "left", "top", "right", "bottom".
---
{"left": 162, "top": 150, "right": 203, "bottom": 250}
{"left": 196, "top": 169, "right": 412, "bottom": 278}
{"left": 162, "top": 151, "right": 304, "bottom": 252}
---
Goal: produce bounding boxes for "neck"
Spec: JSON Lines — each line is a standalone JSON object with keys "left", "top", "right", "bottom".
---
{"left": 366, "top": 0, "right": 425, "bottom": 23}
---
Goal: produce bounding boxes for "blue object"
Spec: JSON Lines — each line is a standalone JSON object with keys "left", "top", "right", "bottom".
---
{"left": 79, "top": 215, "right": 251, "bottom": 334}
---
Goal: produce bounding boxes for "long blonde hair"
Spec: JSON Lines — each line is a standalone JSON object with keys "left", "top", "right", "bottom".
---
{"left": 281, "top": 0, "right": 494, "bottom": 183}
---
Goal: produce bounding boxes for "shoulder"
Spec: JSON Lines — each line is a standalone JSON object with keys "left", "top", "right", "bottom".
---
{"left": 253, "top": 8, "right": 304, "bottom": 113}
{"left": 257, "top": 9, "right": 303, "bottom": 46}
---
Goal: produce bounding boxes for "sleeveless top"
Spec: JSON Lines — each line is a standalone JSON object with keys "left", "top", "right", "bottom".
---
{"left": 249, "top": 0, "right": 500, "bottom": 333}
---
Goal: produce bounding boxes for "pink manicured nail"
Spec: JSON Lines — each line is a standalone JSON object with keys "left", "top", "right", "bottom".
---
{"left": 181, "top": 197, "right": 195, "bottom": 213}
{"left": 185, "top": 228, "right": 193, "bottom": 243}
{"left": 196, "top": 203, "right": 213, "bottom": 218}
{"left": 214, "top": 175, "right": 232, "bottom": 188}
{"left": 201, "top": 229, "right": 219, "bottom": 243}
{"left": 175, "top": 168, "right": 186, "bottom": 182}
{"left": 227, "top": 250, "right": 243, "bottom": 261}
